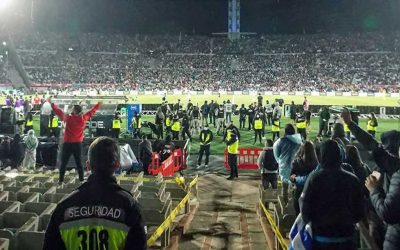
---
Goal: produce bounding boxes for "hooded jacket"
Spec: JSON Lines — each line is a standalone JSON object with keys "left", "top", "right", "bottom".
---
{"left": 370, "top": 169, "right": 400, "bottom": 250}
{"left": 273, "top": 134, "right": 302, "bottom": 183}
{"left": 301, "top": 140, "right": 365, "bottom": 239}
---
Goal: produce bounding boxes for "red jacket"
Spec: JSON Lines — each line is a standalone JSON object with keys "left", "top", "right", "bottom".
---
{"left": 51, "top": 103, "right": 100, "bottom": 143}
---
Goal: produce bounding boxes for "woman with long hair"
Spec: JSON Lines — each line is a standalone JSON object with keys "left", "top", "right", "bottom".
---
{"left": 290, "top": 140, "right": 319, "bottom": 215}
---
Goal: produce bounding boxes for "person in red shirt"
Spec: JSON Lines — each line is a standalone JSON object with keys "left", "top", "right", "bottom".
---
{"left": 33, "top": 94, "right": 41, "bottom": 111}
{"left": 50, "top": 98, "right": 102, "bottom": 183}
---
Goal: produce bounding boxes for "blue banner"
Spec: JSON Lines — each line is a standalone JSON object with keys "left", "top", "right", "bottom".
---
{"left": 127, "top": 104, "right": 142, "bottom": 132}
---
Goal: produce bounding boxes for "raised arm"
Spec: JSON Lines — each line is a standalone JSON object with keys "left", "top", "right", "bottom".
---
{"left": 83, "top": 102, "right": 102, "bottom": 121}
{"left": 341, "top": 110, "right": 379, "bottom": 151}
{"left": 51, "top": 103, "right": 65, "bottom": 121}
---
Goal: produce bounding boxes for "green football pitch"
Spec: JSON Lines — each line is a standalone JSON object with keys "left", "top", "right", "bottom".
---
{"left": 24, "top": 94, "right": 400, "bottom": 155}
{"left": 31, "top": 116, "right": 399, "bottom": 155}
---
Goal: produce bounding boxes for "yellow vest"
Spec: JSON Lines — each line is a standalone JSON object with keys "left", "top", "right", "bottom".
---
{"left": 26, "top": 120, "right": 33, "bottom": 126}
{"left": 112, "top": 119, "right": 121, "bottom": 129}
{"left": 49, "top": 117, "right": 58, "bottom": 128}
{"left": 226, "top": 129, "right": 232, "bottom": 141}
{"left": 367, "top": 120, "right": 377, "bottom": 131}
{"left": 344, "top": 124, "right": 350, "bottom": 132}
{"left": 272, "top": 121, "right": 280, "bottom": 132}
{"left": 254, "top": 119, "right": 263, "bottom": 130}
{"left": 166, "top": 117, "right": 171, "bottom": 127}
{"left": 201, "top": 133, "right": 211, "bottom": 145}
{"left": 171, "top": 121, "right": 181, "bottom": 132}
{"left": 228, "top": 140, "right": 239, "bottom": 154}
{"left": 296, "top": 120, "right": 306, "bottom": 129}
{"left": 132, "top": 118, "right": 142, "bottom": 129}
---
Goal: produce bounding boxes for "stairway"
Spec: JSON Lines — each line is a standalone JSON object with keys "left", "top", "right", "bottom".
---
{"left": 178, "top": 173, "right": 269, "bottom": 249}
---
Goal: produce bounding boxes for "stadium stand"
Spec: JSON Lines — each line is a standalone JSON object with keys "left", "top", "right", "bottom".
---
{"left": 2, "top": 32, "right": 399, "bottom": 92}
{"left": 0, "top": 168, "right": 198, "bottom": 249}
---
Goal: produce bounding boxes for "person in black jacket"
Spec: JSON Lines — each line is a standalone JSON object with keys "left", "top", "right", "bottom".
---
{"left": 342, "top": 109, "right": 400, "bottom": 185}
{"left": 247, "top": 104, "right": 255, "bottom": 130}
{"left": 366, "top": 169, "right": 400, "bottom": 250}
{"left": 197, "top": 124, "right": 213, "bottom": 169}
{"left": 239, "top": 104, "right": 247, "bottom": 130}
{"left": 43, "top": 136, "right": 147, "bottom": 250}
{"left": 138, "top": 134, "right": 153, "bottom": 175}
{"left": 181, "top": 112, "right": 192, "bottom": 141}
{"left": 301, "top": 139, "right": 364, "bottom": 250}
{"left": 290, "top": 141, "right": 319, "bottom": 215}
{"left": 257, "top": 139, "right": 278, "bottom": 190}
{"left": 10, "top": 134, "right": 24, "bottom": 168}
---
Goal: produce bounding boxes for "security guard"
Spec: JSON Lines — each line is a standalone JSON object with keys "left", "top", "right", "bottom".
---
{"left": 295, "top": 111, "right": 307, "bottom": 140}
{"left": 271, "top": 118, "right": 280, "bottom": 141}
{"left": 227, "top": 130, "right": 239, "bottom": 180}
{"left": 253, "top": 114, "right": 263, "bottom": 144}
{"left": 112, "top": 112, "right": 122, "bottom": 139}
{"left": 344, "top": 123, "right": 351, "bottom": 140}
{"left": 223, "top": 122, "right": 240, "bottom": 142}
{"left": 367, "top": 112, "right": 378, "bottom": 138}
{"left": 171, "top": 116, "right": 181, "bottom": 140}
{"left": 24, "top": 113, "right": 34, "bottom": 134}
{"left": 165, "top": 113, "right": 173, "bottom": 136}
{"left": 132, "top": 112, "right": 142, "bottom": 139}
{"left": 48, "top": 112, "right": 59, "bottom": 137}
{"left": 197, "top": 124, "right": 213, "bottom": 169}
{"left": 43, "top": 137, "right": 147, "bottom": 250}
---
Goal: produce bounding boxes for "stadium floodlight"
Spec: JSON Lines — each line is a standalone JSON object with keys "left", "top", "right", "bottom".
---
{"left": 2, "top": 41, "right": 6, "bottom": 46}
{"left": 0, "top": 0, "right": 11, "bottom": 11}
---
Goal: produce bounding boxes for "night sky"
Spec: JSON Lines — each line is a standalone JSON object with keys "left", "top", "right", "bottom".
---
{"left": 24, "top": 0, "right": 400, "bottom": 34}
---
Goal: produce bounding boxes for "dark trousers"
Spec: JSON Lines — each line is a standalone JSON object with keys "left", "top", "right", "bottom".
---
{"left": 59, "top": 142, "right": 84, "bottom": 182}
{"left": 40, "top": 115, "right": 49, "bottom": 136}
{"left": 172, "top": 131, "right": 179, "bottom": 140}
{"left": 182, "top": 128, "right": 192, "bottom": 141}
{"left": 368, "top": 130, "right": 376, "bottom": 138}
{"left": 141, "top": 158, "right": 151, "bottom": 175}
{"left": 293, "top": 185, "right": 303, "bottom": 215}
{"left": 298, "top": 128, "right": 307, "bottom": 140}
{"left": 272, "top": 131, "right": 280, "bottom": 141}
{"left": 24, "top": 125, "right": 33, "bottom": 134}
{"left": 248, "top": 116, "right": 254, "bottom": 130}
{"left": 202, "top": 115, "right": 208, "bottom": 126}
{"left": 198, "top": 144, "right": 210, "bottom": 166}
{"left": 112, "top": 128, "right": 120, "bottom": 138}
{"left": 209, "top": 113, "right": 214, "bottom": 125}
{"left": 157, "top": 124, "right": 164, "bottom": 139}
{"left": 261, "top": 173, "right": 277, "bottom": 190}
{"left": 228, "top": 153, "right": 238, "bottom": 178}
{"left": 225, "top": 112, "right": 232, "bottom": 123}
{"left": 318, "top": 121, "right": 328, "bottom": 136}
{"left": 267, "top": 113, "right": 273, "bottom": 126}
{"left": 133, "top": 128, "right": 141, "bottom": 139}
{"left": 254, "top": 129, "right": 262, "bottom": 144}
{"left": 239, "top": 117, "right": 246, "bottom": 129}
{"left": 49, "top": 128, "right": 59, "bottom": 138}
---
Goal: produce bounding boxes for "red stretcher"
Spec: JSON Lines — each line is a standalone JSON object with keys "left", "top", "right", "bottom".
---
{"left": 149, "top": 147, "right": 188, "bottom": 176}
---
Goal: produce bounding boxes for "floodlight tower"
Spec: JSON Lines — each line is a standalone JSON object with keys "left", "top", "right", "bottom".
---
{"left": 228, "top": 0, "right": 240, "bottom": 40}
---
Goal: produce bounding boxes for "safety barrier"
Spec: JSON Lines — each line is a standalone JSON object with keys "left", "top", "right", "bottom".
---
{"left": 149, "top": 148, "right": 186, "bottom": 177}
{"left": 259, "top": 199, "right": 288, "bottom": 250}
{"left": 224, "top": 148, "right": 263, "bottom": 170}
{"left": 146, "top": 176, "right": 198, "bottom": 247}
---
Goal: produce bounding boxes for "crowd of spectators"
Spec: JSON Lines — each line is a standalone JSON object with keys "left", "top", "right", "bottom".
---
{"left": 0, "top": 56, "right": 9, "bottom": 83}
{"left": 7, "top": 32, "right": 400, "bottom": 92}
